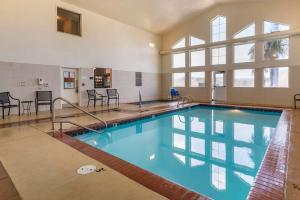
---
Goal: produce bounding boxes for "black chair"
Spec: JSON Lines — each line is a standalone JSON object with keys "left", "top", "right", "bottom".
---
{"left": 87, "top": 90, "right": 105, "bottom": 108}
{"left": 106, "top": 89, "right": 119, "bottom": 106}
{"left": 35, "top": 91, "right": 53, "bottom": 114}
{"left": 0, "top": 92, "right": 20, "bottom": 119}
{"left": 295, "top": 94, "right": 300, "bottom": 109}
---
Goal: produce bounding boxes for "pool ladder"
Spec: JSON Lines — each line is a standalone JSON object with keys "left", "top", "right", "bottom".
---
{"left": 51, "top": 97, "right": 107, "bottom": 136}
{"left": 177, "top": 96, "right": 193, "bottom": 107}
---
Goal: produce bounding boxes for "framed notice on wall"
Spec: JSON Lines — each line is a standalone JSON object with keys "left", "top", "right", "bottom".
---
{"left": 64, "top": 71, "right": 76, "bottom": 89}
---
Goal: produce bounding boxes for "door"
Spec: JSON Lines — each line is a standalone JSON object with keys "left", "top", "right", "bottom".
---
{"left": 61, "top": 68, "right": 79, "bottom": 105}
{"left": 212, "top": 71, "right": 227, "bottom": 102}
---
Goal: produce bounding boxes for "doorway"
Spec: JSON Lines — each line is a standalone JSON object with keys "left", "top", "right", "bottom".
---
{"left": 211, "top": 71, "right": 227, "bottom": 102}
{"left": 61, "top": 68, "right": 79, "bottom": 106}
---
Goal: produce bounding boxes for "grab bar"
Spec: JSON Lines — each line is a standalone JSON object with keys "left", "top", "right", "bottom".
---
{"left": 51, "top": 97, "right": 107, "bottom": 135}
{"left": 177, "top": 96, "right": 193, "bottom": 107}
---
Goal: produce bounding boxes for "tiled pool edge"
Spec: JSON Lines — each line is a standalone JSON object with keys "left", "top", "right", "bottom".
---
{"left": 247, "top": 110, "right": 291, "bottom": 200}
{"left": 54, "top": 105, "right": 290, "bottom": 200}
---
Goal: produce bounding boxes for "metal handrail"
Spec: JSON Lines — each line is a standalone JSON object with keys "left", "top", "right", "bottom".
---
{"left": 51, "top": 97, "right": 107, "bottom": 135}
{"left": 177, "top": 96, "right": 193, "bottom": 107}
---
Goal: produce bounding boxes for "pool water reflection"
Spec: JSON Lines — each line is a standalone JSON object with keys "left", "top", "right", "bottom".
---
{"left": 76, "top": 106, "right": 281, "bottom": 200}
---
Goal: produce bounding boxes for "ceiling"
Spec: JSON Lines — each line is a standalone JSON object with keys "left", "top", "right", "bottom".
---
{"left": 62, "top": 0, "right": 262, "bottom": 34}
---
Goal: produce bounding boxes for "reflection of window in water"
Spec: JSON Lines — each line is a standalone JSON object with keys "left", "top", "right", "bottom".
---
{"left": 215, "top": 120, "right": 224, "bottom": 134}
{"left": 190, "top": 158, "right": 205, "bottom": 167}
{"left": 211, "top": 165, "right": 226, "bottom": 190}
{"left": 191, "top": 117, "right": 205, "bottom": 134}
{"left": 190, "top": 137, "right": 205, "bottom": 156}
{"left": 234, "top": 123, "right": 254, "bottom": 143}
{"left": 173, "top": 153, "right": 186, "bottom": 165}
{"left": 212, "top": 142, "right": 226, "bottom": 161}
{"left": 173, "top": 133, "right": 185, "bottom": 150}
{"left": 263, "top": 127, "right": 275, "bottom": 144}
{"left": 234, "top": 171, "right": 254, "bottom": 186}
{"left": 234, "top": 147, "right": 255, "bottom": 169}
{"left": 173, "top": 115, "right": 185, "bottom": 130}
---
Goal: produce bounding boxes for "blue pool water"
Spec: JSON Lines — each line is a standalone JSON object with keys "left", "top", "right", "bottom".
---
{"left": 76, "top": 106, "right": 281, "bottom": 200}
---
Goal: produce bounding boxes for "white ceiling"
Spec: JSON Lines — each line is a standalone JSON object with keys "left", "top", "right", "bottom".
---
{"left": 62, "top": 0, "right": 262, "bottom": 34}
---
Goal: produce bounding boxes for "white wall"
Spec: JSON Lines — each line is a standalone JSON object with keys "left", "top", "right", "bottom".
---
{"left": 0, "top": 0, "right": 162, "bottom": 110}
{"left": 0, "top": 0, "right": 161, "bottom": 73}
{"left": 161, "top": 0, "right": 300, "bottom": 107}
{"left": 0, "top": 61, "right": 61, "bottom": 113}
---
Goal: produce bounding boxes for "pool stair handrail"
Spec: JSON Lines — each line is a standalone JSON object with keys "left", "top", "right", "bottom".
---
{"left": 51, "top": 97, "right": 107, "bottom": 136}
{"left": 177, "top": 96, "right": 193, "bottom": 107}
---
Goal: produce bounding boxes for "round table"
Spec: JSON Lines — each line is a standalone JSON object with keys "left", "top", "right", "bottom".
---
{"left": 21, "top": 101, "right": 33, "bottom": 115}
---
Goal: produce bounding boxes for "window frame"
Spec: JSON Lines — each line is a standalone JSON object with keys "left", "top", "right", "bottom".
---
{"left": 190, "top": 71, "right": 206, "bottom": 88}
{"left": 263, "top": 20, "right": 290, "bottom": 34}
{"left": 189, "top": 49, "right": 206, "bottom": 67}
{"left": 189, "top": 36, "right": 205, "bottom": 46}
{"left": 233, "top": 42, "right": 256, "bottom": 64}
{"left": 172, "top": 37, "right": 186, "bottom": 49}
{"left": 57, "top": 7, "right": 82, "bottom": 37}
{"left": 172, "top": 72, "right": 186, "bottom": 88}
{"left": 211, "top": 15, "right": 227, "bottom": 43}
{"left": 172, "top": 52, "right": 186, "bottom": 68}
{"left": 211, "top": 46, "right": 227, "bottom": 66}
{"left": 233, "top": 22, "right": 256, "bottom": 39}
{"left": 233, "top": 69, "right": 255, "bottom": 88}
{"left": 263, "top": 66, "right": 289, "bottom": 88}
{"left": 262, "top": 38, "right": 289, "bottom": 61}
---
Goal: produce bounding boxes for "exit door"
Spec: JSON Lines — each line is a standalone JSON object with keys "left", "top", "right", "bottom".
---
{"left": 212, "top": 71, "right": 227, "bottom": 102}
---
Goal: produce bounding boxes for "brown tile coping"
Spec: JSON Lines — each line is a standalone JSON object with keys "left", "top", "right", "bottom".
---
{"left": 55, "top": 133, "right": 209, "bottom": 200}
{"left": 0, "top": 161, "right": 22, "bottom": 200}
{"left": 53, "top": 104, "right": 290, "bottom": 200}
{"left": 247, "top": 110, "right": 291, "bottom": 200}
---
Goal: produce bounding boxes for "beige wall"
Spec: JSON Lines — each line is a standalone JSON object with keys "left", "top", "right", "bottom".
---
{"left": 0, "top": 0, "right": 162, "bottom": 110}
{"left": 161, "top": 0, "right": 300, "bottom": 107}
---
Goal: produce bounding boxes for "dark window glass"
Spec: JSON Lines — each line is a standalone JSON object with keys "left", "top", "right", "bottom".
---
{"left": 94, "top": 68, "right": 112, "bottom": 88}
{"left": 136, "top": 72, "right": 142, "bottom": 86}
{"left": 57, "top": 7, "right": 81, "bottom": 36}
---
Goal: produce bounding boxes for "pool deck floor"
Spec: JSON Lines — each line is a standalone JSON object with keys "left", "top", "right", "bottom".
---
{"left": 0, "top": 102, "right": 299, "bottom": 200}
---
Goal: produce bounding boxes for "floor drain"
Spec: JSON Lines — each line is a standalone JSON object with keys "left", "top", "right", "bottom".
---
{"left": 77, "top": 165, "right": 97, "bottom": 175}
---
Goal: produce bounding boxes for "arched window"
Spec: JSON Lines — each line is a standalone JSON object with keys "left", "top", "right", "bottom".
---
{"left": 211, "top": 16, "right": 226, "bottom": 42}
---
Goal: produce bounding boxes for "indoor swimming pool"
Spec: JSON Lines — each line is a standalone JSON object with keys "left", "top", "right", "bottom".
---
{"left": 75, "top": 106, "right": 281, "bottom": 200}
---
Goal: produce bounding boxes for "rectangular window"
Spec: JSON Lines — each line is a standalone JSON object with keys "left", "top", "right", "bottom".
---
{"left": 190, "top": 72, "right": 205, "bottom": 87}
{"left": 57, "top": 7, "right": 81, "bottom": 36}
{"left": 190, "top": 50, "right": 205, "bottom": 67}
{"left": 263, "top": 67, "right": 289, "bottom": 88}
{"left": 211, "top": 47, "right": 226, "bottom": 65}
{"left": 234, "top": 69, "right": 255, "bottom": 87}
{"left": 234, "top": 43, "right": 255, "bottom": 63}
{"left": 263, "top": 38, "right": 289, "bottom": 60}
{"left": 94, "top": 68, "right": 112, "bottom": 88}
{"left": 172, "top": 73, "right": 185, "bottom": 87}
{"left": 172, "top": 53, "right": 185, "bottom": 68}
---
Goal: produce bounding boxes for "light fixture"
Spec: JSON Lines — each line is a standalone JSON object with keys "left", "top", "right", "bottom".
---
{"left": 149, "top": 43, "right": 155, "bottom": 48}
